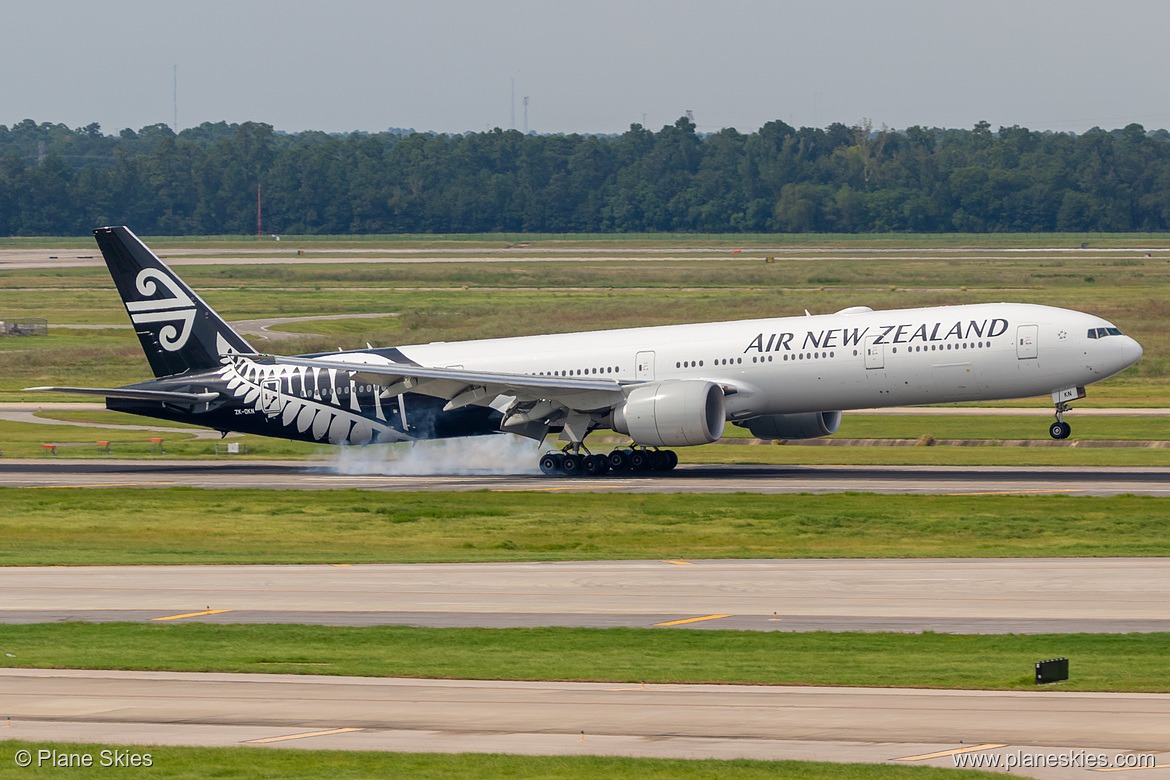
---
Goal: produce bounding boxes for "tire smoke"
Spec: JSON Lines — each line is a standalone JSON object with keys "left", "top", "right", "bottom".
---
{"left": 329, "top": 434, "right": 543, "bottom": 476}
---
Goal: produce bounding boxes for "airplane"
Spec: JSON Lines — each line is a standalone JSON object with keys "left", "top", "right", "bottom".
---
{"left": 27, "top": 226, "right": 1143, "bottom": 475}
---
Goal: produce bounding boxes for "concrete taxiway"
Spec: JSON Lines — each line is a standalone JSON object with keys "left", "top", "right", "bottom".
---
{"left": 2, "top": 669, "right": 1166, "bottom": 779}
{"left": 0, "top": 459, "right": 1168, "bottom": 496}
{"left": 6, "top": 560, "right": 1170, "bottom": 777}
{"left": 4, "top": 558, "right": 1170, "bottom": 633}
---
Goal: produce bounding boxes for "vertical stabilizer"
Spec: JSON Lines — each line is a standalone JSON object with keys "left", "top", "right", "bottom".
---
{"left": 93, "top": 226, "right": 254, "bottom": 378}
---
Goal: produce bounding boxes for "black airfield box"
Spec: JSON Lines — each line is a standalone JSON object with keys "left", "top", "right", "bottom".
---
{"left": 1035, "top": 657, "right": 1069, "bottom": 684}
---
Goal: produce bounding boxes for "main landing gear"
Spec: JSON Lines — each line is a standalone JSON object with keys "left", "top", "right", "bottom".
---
{"left": 1049, "top": 401, "right": 1072, "bottom": 440}
{"left": 539, "top": 446, "right": 679, "bottom": 476}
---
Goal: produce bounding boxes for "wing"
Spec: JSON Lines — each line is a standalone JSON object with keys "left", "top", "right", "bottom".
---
{"left": 254, "top": 352, "right": 629, "bottom": 440}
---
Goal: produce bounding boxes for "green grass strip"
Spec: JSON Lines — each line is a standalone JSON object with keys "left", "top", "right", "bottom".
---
{"left": 1, "top": 489, "right": 1169, "bottom": 565}
{"left": 0, "top": 741, "right": 995, "bottom": 780}
{"left": 2, "top": 624, "right": 1167, "bottom": 692}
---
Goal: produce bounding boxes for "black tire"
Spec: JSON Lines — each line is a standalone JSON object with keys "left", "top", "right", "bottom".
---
{"left": 539, "top": 454, "right": 561, "bottom": 475}
{"left": 1050, "top": 421, "right": 1071, "bottom": 440}
{"left": 648, "top": 450, "right": 668, "bottom": 470}
{"left": 663, "top": 450, "right": 679, "bottom": 470}
{"left": 562, "top": 453, "right": 583, "bottom": 474}
{"left": 608, "top": 449, "right": 632, "bottom": 471}
{"left": 584, "top": 454, "right": 610, "bottom": 476}
{"left": 629, "top": 449, "right": 651, "bottom": 471}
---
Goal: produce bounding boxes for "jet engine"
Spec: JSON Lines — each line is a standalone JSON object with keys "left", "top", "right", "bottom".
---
{"left": 612, "top": 381, "right": 726, "bottom": 447}
{"left": 737, "top": 411, "right": 842, "bottom": 440}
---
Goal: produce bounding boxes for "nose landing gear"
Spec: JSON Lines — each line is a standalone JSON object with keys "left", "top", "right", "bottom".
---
{"left": 1049, "top": 401, "right": 1072, "bottom": 440}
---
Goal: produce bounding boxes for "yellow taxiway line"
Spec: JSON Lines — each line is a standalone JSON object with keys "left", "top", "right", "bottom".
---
{"left": 654, "top": 614, "right": 731, "bottom": 626}
{"left": 151, "top": 609, "right": 233, "bottom": 621}
{"left": 245, "top": 728, "right": 364, "bottom": 744}
{"left": 895, "top": 744, "right": 1007, "bottom": 761}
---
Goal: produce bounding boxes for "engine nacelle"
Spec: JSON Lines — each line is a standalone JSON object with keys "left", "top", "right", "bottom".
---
{"left": 612, "top": 381, "right": 726, "bottom": 447}
{"left": 738, "top": 411, "right": 842, "bottom": 440}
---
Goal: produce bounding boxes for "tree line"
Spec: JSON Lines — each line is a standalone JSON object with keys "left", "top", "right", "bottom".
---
{"left": 2, "top": 116, "right": 1170, "bottom": 236}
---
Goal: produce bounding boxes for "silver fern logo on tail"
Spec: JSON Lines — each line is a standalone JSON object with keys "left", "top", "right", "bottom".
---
{"left": 124, "top": 268, "right": 196, "bottom": 351}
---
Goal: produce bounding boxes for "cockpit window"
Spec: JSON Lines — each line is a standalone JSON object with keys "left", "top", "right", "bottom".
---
{"left": 1088, "top": 327, "right": 1125, "bottom": 339}
{"left": 1107, "top": 327, "right": 1122, "bottom": 336}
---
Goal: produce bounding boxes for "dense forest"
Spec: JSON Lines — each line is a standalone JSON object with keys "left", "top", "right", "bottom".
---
{"left": 2, "top": 116, "right": 1170, "bottom": 236}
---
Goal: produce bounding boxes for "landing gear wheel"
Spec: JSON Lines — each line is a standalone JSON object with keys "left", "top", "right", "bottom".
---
{"left": 1049, "top": 421, "right": 1071, "bottom": 440}
{"left": 561, "top": 453, "right": 584, "bottom": 474}
{"left": 648, "top": 450, "right": 668, "bottom": 470}
{"left": 629, "top": 449, "right": 651, "bottom": 471}
{"left": 539, "top": 453, "right": 562, "bottom": 475}
{"left": 663, "top": 450, "right": 679, "bottom": 470}
{"left": 608, "top": 449, "right": 632, "bottom": 471}
{"left": 583, "top": 454, "right": 610, "bottom": 476}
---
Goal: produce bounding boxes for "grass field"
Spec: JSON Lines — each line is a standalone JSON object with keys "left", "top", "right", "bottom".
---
{"left": 0, "top": 741, "right": 997, "bottom": 780}
{"left": 2, "top": 489, "right": 1169, "bottom": 565}
{"left": 0, "top": 418, "right": 324, "bottom": 459}
{"left": 2, "top": 623, "right": 1168, "bottom": 692}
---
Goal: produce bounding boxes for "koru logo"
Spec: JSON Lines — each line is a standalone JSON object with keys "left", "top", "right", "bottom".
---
{"left": 124, "top": 268, "right": 197, "bottom": 351}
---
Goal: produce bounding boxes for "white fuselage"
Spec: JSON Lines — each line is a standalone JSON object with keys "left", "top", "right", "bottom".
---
{"left": 390, "top": 302, "right": 1142, "bottom": 419}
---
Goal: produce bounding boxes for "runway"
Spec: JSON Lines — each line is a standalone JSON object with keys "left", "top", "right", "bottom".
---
{"left": 1, "top": 459, "right": 1169, "bottom": 496}
{"left": 4, "top": 558, "right": 1170, "bottom": 633}
{"left": 1, "top": 669, "right": 1166, "bottom": 778}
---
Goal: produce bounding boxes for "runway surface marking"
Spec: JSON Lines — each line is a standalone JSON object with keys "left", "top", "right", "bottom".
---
{"left": 152, "top": 609, "right": 234, "bottom": 621}
{"left": 331, "top": 564, "right": 352, "bottom": 567}
{"left": 895, "top": 743, "right": 1007, "bottom": 761}
{"left": 662, "top": 560, "right": 695, "bottom": 565}
{"left": 653, "top": 614, "right": 732, "bottom": 626}
{"left": 245, "top": 727, "right": 364, "bottom": 744}
{"left": 20, "top": 482, "right": 177, "bottom": 489}
{"left": 1092, "top": 763, "right": 1170, "bottom": 772}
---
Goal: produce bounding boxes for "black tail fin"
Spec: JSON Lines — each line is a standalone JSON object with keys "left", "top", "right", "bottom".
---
{"left": 94, "top": 226, "right": 255, "bottom": 378}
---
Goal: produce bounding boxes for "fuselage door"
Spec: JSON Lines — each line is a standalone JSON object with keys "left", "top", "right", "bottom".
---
{"left": 635, "top": 351, "right": 655, "bottom": 380}
{"left": 260, "top": 376, "right": 282, "bottom": 417}
{"left": 863, "top": 336, "right": 884, "bottom": 370}
{"left": 1016, "top": 325, "right": 1038, "bottom": 359}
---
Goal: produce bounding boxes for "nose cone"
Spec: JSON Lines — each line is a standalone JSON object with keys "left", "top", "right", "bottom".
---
{"left": 1122, "top": 336, "right": 1144, "bottom": 368}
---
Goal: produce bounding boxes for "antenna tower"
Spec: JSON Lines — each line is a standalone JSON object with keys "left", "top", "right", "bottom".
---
{"left": 523, "top": 96, "right": 529, "bottom": 134}
{"left": 173, "top": 65, "right": 178, "bottom": 132}
{"left": 510, "top": 78, "right": 515, "bottom": 130}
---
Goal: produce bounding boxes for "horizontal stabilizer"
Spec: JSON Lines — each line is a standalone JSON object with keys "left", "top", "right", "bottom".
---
{"left": 24, "top": 386, "right": 221, "bottom": 404}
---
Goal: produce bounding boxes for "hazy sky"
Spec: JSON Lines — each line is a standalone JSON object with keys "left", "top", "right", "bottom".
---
{"left": 4, "top": 0, "right": 1169, "bottom": 136}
